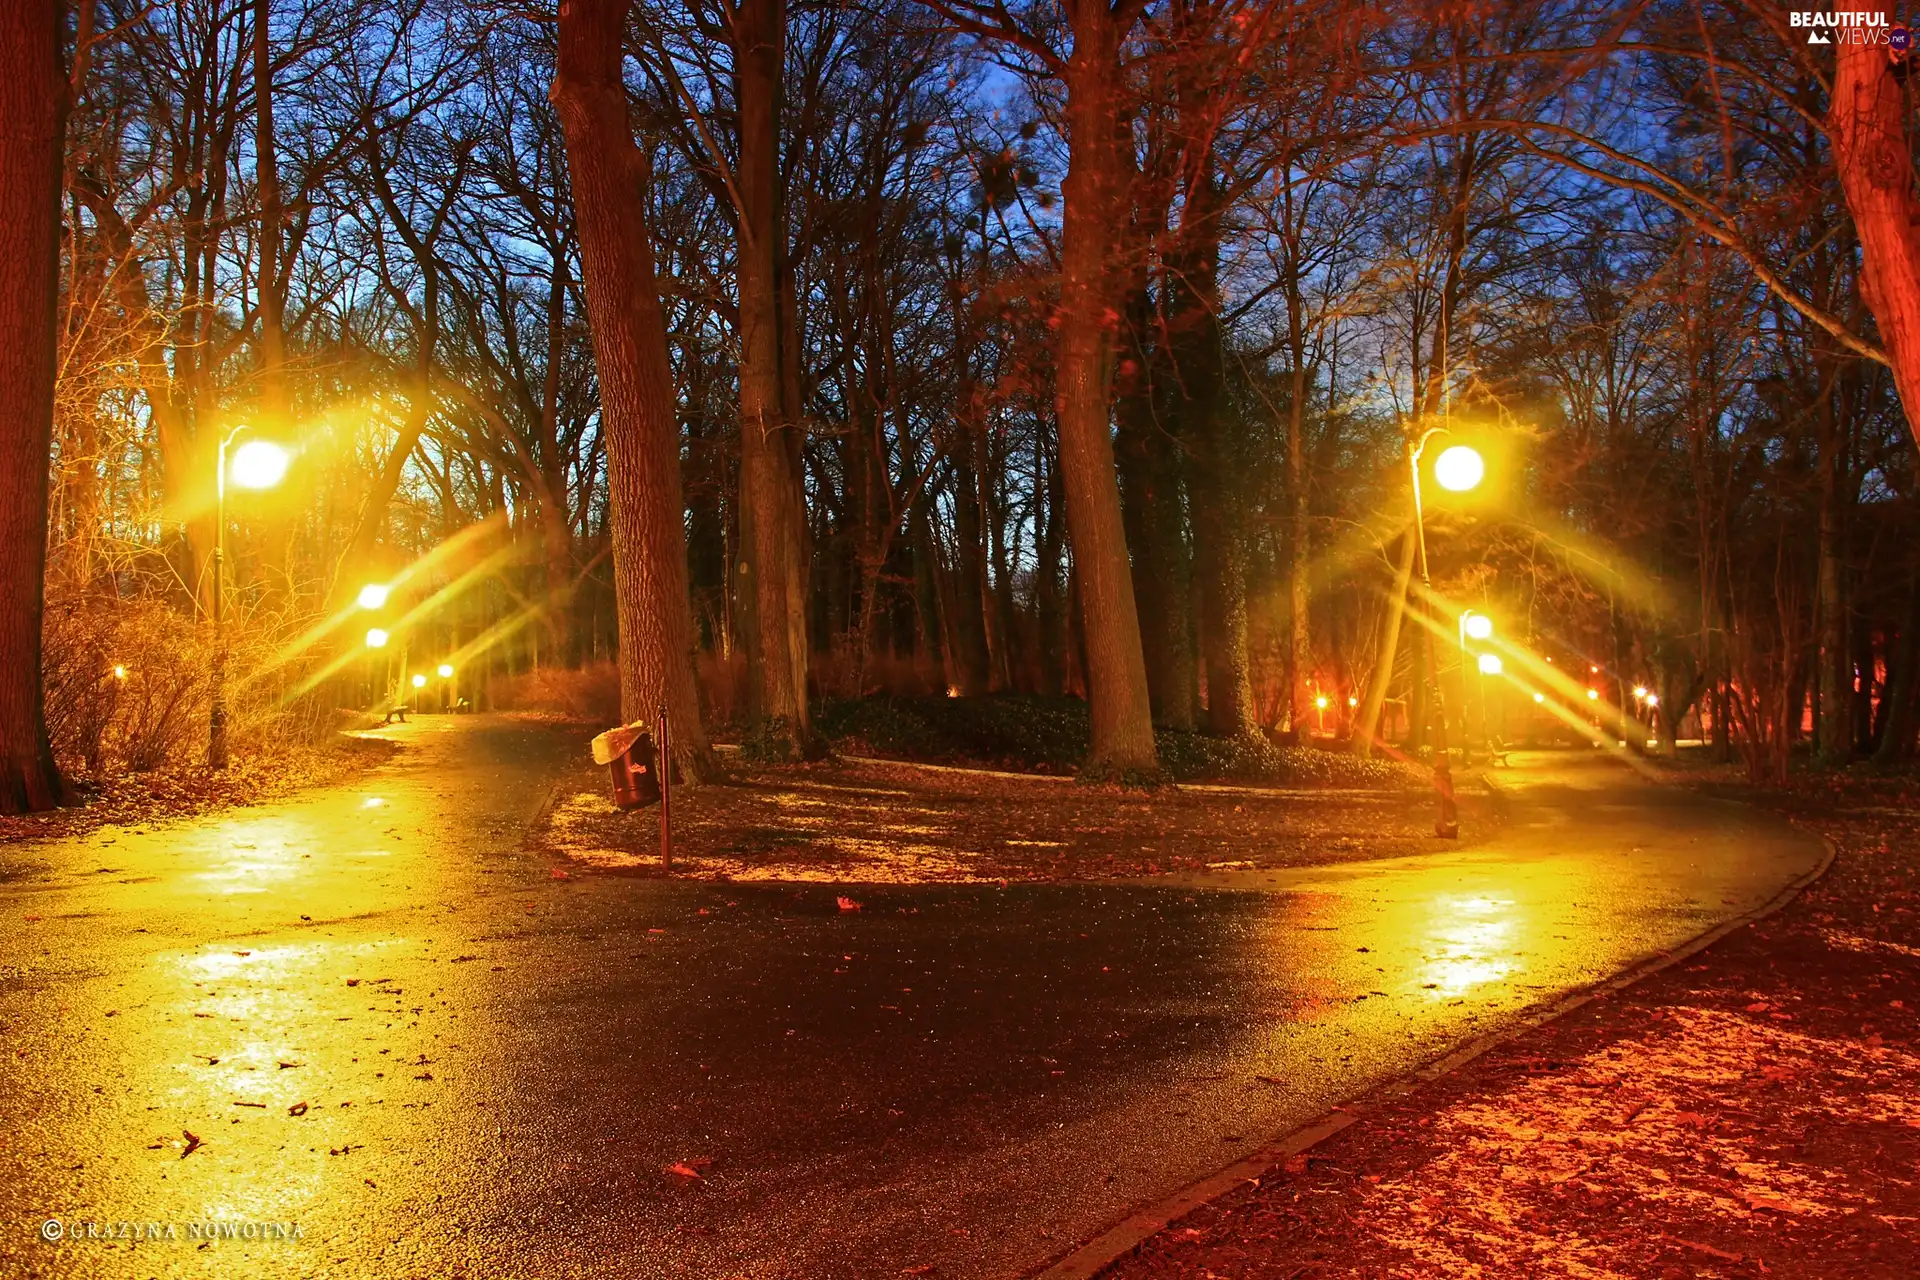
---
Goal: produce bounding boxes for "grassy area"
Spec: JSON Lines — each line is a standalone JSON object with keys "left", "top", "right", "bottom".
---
{"left": 813, "top": 694, "right": 1423, "bottom": 788}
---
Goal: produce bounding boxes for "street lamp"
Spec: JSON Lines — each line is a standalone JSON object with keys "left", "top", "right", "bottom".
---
{"left": 365, "top": 628, "right": 390, "bottom": 649}
{"left": 436, "top": 663, "right": 455, "bottom": 679}
{"left": 1408, "top": 427, "right": 1483, "bottom": 837}
{"left": 357, "top": 583, "right": 391, "bottom": 610}
{"left": 210, "top": 430, "right": 291, "bottom": 769}
{"left": 1433, "top": 444, "right": 1485, "bottom": 493}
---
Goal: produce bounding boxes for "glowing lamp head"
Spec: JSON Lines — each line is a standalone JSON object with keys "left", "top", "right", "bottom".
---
{"left": 1532, "top": 692, "right": 1545, "bottom": 704}
{"left": 411, "top": 673, "right": 427, "bottom": 689}
{"left": 436, "top": 663, "right": 455, "bottom": 679}
{"left": 1645, "top": 693, "right": 1659, "bottom": 708}
{"left": 1463, "top": 613, "right": 1494, "bottom": 641}
{"left": 229, "top": 439, "right": 290, "bottom": 490}
{"left": 1477, "top": 653, "right": 1503, "bottom": 676}
{"left": 1433, "top": 444, "right": 1485, "bottom": 493}
{"left": 1586, "top": 688, "right": 1600, "bottom": 701}
{"left": 365, "top": 628, "right": 390, "bottom": 650}
{"left": 356, "top": 583, "right": 390, "bottom": 610}
{"left": 1632, "top": 685, "right": 1647, "bottom": 699}
{"left": 1347, "top": 696, "right": 1358, "bottom": 708}
{"left": 112, "top": 664, "right": 128, "bottom": 681}
{"left": 1315, "top": 695, "right": 1330, "bottom": 710}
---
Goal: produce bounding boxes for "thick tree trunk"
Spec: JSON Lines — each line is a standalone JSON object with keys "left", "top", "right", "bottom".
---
{"left": 551, "top": 0, "right": 717, "bottom": 781}
{"left": 1353, "top": 527, "right": 1416, "bottom": 758}
{"left": 732, "top": 0, "right": 811, "bottom": 756}
{"left": 1115, "top": 321, "right": 1197, "bottom": 730}
{"left": 1056, "top": 0, "right": 1157, "bottom": 777}
{"left": 1833, "top": 41, "right": 1920, "bottom": 449}
{"left": 0, "top": 1, "right": 67, "bottom": 813}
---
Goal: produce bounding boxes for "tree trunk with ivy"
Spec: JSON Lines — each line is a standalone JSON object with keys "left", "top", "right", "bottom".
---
{"left": 0, "top": 1, "right": 68, "bottom": 813}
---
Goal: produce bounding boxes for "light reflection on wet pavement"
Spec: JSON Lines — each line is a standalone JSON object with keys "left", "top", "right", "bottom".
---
{"left": 0, "top": 720, "right": 1823, "bottom": 1278}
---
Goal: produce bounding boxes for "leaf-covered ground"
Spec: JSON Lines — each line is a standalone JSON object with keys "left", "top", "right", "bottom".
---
{"left": 539, "top": 755, "right": 1484, "bottom": 883}
{"left": 1107, "top": 784, "right": 1920, "bottom": 1279}
{"left": 0, "top": 734, "right": 397, "bottom": 846}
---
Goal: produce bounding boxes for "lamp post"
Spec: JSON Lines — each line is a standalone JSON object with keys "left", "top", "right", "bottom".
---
{"left": 209, "top": 431, "right": 290, "bottom": 769}
{"left": 1408, "top": 430, "right": 1483, "bottom": 838}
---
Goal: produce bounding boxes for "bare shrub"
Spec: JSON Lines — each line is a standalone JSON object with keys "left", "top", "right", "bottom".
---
{"left": 494, "top": 661, "right": 622, "bottom": 724}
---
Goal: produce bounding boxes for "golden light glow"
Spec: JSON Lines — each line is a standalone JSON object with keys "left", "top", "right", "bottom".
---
{"left": 410, "top": 673, "right": 427, "bottom": 689}
{"left": 1347, "top": 696, "right": 1358, "bottom": 708}
{"left": 1433, "top": 444, "right": 1485, "bottom": 492}
{"left": 1315, "top": 694, "right": 1330, "bottom": 710}
{"left": 1586, "top": 688, "right": 1600, "bottom": 701}
{"left": 356, "top": 583, "right": 390, "bottom": 610}
{"left": 1632, "top": 685, "right": 1647, "bottom": 699}
{"left": 1463, "top": 612, "right": 1494, "bottom": 641}
{"left": 365, "top": 628, "right": 390, "bottom": 649}
{"left": 1645, "top": 693, "right": 1659, "bottom": 707}
{"left": 1477, "top": 653, "right": 1504, "bottom": 676}
{"left": 1533, "top": 692, "right": 1546, "bottom": 703}
{"left": 112, "top": 664, "right": 128, "bottom": 680}
{"left": 436, "top": 663, "right": 454, "bottom": 679}
{"left": 229, "top": 440, "right": 291, "bottom": 490}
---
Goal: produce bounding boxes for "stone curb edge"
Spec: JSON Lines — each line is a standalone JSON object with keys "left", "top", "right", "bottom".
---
{"left": 1027, "top": 825, "right": 1840, "bottom": 1280}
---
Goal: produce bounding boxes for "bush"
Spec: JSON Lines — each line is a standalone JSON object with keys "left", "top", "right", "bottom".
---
{"left": 493, "top": 661, "right": 622, "bottom": 725}
{"left": 41, "top": 593, "right": 339, "bottom": 780}
{"left": 814, "top": 693, "right": 1422, "bottom": 787}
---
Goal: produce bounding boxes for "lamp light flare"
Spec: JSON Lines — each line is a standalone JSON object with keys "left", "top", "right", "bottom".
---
{"left": 1477, "top": 653, "right": 1503, "bottom": 676}
{"left": 1632, "top": 685, "right": 1647, "bottom": 699}
{"left": 1533, "top": 692, "right": 1546, "bottom": 704}
{"left": 437, "top": 663, "right": 455, "bottom": 679}
{"left": 1315, "top": 694, "right": 1330, "bottom": 710}
{"left": 1347, "top": 696, "right": 1358, "bottom": 708}
{"left": 1433, "top": 444, "right": 1485, "bottom": 492}
{"left": 1645, "top": 693, "right": 1659, "bottom": 708}
{"left": 1587, "top": 688, "right": 1600, "bottom": 701}
{"left": 357, "top": 583, "right": 390, "bottom": 610}
{"left": 1463, "top": 612, "right": 1494, "bottom": 641}
{"left": 112, "top": 664, "right": 128, "bottom": 680}
{"left": 365, "top": 628, "right": 390, "bottom": 649}
{"left": 411, "top": 673, "right": 427, "bottom": 689}
{"left": 229, "top": 439, "right": 290, "bottom": 490}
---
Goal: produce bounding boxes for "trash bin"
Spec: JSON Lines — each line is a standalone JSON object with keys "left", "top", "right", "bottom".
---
{"left": 591, "top": 722, "right": 660, "bottom": 810}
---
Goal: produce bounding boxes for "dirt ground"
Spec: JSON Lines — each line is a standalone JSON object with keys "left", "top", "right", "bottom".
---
{"left": 538, "top": 754, "right": 1492, "bottom": 883}
{"left": 0, "top": 733, "right": 395, "bottom": 845}
{"left": 1104, "top": 789, "right": 1920, "bottom": 1279}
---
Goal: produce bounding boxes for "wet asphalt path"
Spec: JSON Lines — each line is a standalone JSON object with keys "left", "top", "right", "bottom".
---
{"left": 0, "top": 718, "right": 1824, "bottom": 1278}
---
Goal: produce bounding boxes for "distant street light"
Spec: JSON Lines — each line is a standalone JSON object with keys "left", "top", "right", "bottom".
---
{"left": 436, "top": 663, "right": 454, "bottom": 679}
{"left": 1477, "top": 653, "right": 1503, "bottom": 675}
{"left": 1463, "top": 612, "right": 1494, "bottom": 641}
{"left": 411, "top": 673, "right": 427, "bottom": 689}
{"left": 365, "top": 628, "right": 390, "bottom": 649}
{"left": 112, "top": 664, "right": 127, "bottom": 681}
{"left": 211, "top": 428, "right": 291, "bottom": 769}
{"left": 1587, "top": 688, "right": 1600, "bottom": 701}
{"left": 357, "top": 583, "right": 390, "bottom": 610}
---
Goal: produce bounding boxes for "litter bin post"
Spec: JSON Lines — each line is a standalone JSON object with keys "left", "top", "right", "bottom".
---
{"left": 658, "top": 706, "right": 671, "bottom": 874}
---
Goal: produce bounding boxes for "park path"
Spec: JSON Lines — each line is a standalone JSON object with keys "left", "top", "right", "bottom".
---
{"left": 0, "top": 720, "right": 1823, "bottom": 1279}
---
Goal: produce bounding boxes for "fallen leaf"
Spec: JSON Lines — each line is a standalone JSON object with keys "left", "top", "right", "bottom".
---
{"left": 550, "top": 867, "right": 570, "bottom": 879}
{"left": 288, "top": 1101, "right": 309, "bottom": 1116}
{"left": 837, "top": 896, "right": 862, "bottom": 912}
{"left": 665, "top": 1161, "right": 705, "bottom": 1179}
{"left": 181, "top": 1130, "right": 202, "bottom": 1158}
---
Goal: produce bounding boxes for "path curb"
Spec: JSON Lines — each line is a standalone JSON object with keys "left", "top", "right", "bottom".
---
{"left": 1028, "top": 827, "right": 1840, "bottom": 1280}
